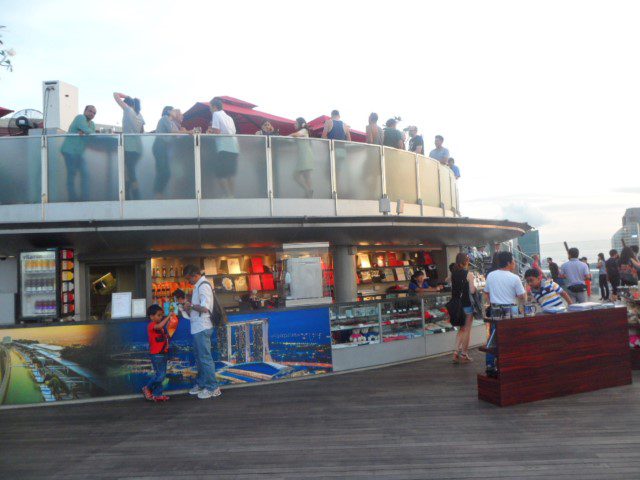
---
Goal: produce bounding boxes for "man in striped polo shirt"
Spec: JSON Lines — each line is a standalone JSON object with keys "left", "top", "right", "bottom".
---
{"left": 524, "top": 269, "right": 573, "bottom": 309}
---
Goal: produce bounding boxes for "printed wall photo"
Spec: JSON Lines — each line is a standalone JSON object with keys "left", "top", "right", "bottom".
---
{"left": 0, "top": 308, "right": 332, "bottom": 406}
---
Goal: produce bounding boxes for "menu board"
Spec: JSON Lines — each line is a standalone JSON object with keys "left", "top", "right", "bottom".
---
{"left": 111, "top": 292, "right": 133, "bottom": 318}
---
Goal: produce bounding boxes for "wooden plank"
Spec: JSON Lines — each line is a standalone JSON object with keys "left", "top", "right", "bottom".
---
{"left": 0, "top": 349, "right": 639, "bottom": 479}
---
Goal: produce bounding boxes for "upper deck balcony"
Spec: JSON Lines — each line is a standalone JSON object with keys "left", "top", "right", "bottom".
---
{"left": 0, "top": 134, "right": 459, "bottom": 224}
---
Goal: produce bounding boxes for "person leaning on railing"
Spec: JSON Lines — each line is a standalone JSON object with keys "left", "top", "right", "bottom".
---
{"left": 152, "top": 106, "right": 179, "bottom": 197}
{"left": 406, "top": 126, "right": 424, "bottom": 154}
{"left": 61, "top": 105, "right": 97, "bottom": 201}
{"left": 290, "top": 117, "right": 314, "bottom": 198}
{"left": 429, "top": 135, "right": 450, "bottom": 165}
{"left": 366, "top": 112, "right": 383, "bottom": 145}
{"left": 383, "top": 118, "right": 404, "bottom": 149}
{"left": 113, "top": 92, "right": 145, "bottom": 200}
{"left": 321, "top": 109, "right": 351, "bottom": 141}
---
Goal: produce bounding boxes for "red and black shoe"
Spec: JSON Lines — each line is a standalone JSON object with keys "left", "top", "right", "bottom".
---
{"left": 153, "top": 395, "right": 170, "bottom": 402}
{"left": 142, "top": 386, "right": 154, "bottom": 401}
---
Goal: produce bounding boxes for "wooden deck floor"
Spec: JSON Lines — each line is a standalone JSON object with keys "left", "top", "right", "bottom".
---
{"left": 2, "top": 351, "right": 640, "bottom": 479}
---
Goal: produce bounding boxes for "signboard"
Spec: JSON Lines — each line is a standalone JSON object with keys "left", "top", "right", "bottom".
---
{"left": 111, "top": 292, "right": 132, "bottom": 319}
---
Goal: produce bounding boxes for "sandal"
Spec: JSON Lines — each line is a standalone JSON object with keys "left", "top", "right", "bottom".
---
{"left": 459, "top": 353, "right": 473, "bottom": 363}
{"left": 452, "top": 351, "right": 460, "bottom": 363}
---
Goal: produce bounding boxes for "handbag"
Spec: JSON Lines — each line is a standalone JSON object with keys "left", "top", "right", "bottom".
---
{"left": 446, "top": 296, "right": 464, "bottom": 325}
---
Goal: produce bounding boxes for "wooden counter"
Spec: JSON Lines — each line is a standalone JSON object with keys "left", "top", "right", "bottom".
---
{"left": 477, "top": 308, "right": 631, "bottom": 406}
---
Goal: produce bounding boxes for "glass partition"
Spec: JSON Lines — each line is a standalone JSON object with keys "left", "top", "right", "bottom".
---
{"left": 270, "top": 137, "right": 331, "bottom": 199}
{"left": 334, "top": 141, "right": 382, "bottom": 200}
{"left": 383, "top": 148, "right": 417, "bottom": 203}
{"left": 123, "top": 134, "right": 195, "bottom": 200}
{"left": 418, "top": 156, "right": 440, "bottom": 208}
{"left": 439, "top": 164, "right": 452, "bottom": 210}
{"left": 47, "top": 135, "right": 119, "bottom": 202}
{"left": 200, "top": 135, "right": 268, "bottom": 199}
{"left": 0, "top": 137, "right": 42, "bottom": 205}
{"left": 450, "top": 172, "right": 458, "bottom": 212}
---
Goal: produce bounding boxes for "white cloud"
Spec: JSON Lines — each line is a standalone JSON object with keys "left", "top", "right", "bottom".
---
{"left": 500, "top": 203, "right": 550, "bottom": 228}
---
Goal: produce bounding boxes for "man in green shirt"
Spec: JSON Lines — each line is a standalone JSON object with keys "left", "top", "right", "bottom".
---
{"left": 61, "top": 105, "right": 97, "bottom": 201}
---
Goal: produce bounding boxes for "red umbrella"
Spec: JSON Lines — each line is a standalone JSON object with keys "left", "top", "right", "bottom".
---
{"left": 0, "top": 107, "right": 14, "bottom": 119}
{"left": 183, "top": 97, "right": 297, "bottom": 135}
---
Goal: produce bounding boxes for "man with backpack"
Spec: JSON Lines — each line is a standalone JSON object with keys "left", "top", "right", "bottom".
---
{"left": 182, "top": 264, "right": 222, "bottom": 400}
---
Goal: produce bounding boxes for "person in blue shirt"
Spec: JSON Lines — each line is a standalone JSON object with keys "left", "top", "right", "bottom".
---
{"left": 429, "top": 135, "right": 450, "bottom": 164}
{"left": 321, "top": 110, "right": 351, "bottom": 141}
{"left": 448, "top": 158, "right": 460, "bottom": 179}
{"left": 61, "top": 105, "right": 97, "bottom": 201}
{"left": 408, "top": 271, "right": 443, "bottom": 294}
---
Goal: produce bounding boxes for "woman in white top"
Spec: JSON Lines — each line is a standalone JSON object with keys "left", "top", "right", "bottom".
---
{"left": 290, "top": 117, "right": 314, "bottom": 198}
{"left": 114, "top": 92, "right": 145, "bottom": 199}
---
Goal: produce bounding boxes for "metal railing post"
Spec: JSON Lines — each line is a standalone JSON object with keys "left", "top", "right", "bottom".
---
{"left": 194, "top": 134, "right": 202, "bottom": 219}
{"left": 449, "top": 173, "right": 455, "bottom": 216}
{"left": 380, "top": 146, "right": 387, "bottom": 197}
{"left": 330, "top": 140, "right": 338, "bottom": 216}
{"left": 265, "top": 136, "right": 274, "bottom": 216}
{"left": 117, "top": 134, "right": 125, "bottom": 218}
{"left": 415, "top": 153, "right": 423, "bottom": 216}
{"left": 437, "top": 163, "right": 445, "bottom": 216}
{"left": 40, "top": 135, "right": 48, "bottom": 221}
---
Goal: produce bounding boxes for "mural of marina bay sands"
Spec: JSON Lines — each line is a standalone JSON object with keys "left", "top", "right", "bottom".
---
{"left": 0, "top": 307, "right": 333, "bottom": 406}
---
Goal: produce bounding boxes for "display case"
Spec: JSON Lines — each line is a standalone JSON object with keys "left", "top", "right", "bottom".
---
{"left": 380, "top": 297, "right": 424, "bottom": 342}
{"left": 355, "top": 249, "right": 446, "bottom": 301}
{"left": 330, "top": 303, "right": 380, "bottom": 349}
{"left": 329, "top": 294, "right": 452, "bottom": 349}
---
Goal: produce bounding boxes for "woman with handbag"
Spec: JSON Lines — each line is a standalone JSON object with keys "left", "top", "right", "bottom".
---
{"left": 449, "top": 253, "right": 477, "bottom": 363}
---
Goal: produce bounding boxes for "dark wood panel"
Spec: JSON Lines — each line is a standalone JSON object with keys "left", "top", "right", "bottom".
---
{"left": 480, "top": 309, "right": 632, "bottom": 407}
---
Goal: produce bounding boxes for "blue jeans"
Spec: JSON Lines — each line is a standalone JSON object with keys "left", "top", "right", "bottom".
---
{"left": 192, "top": 328, "right": 219, "bottom": 390}
{"left": 146, "top": 354, "right": 168, "bottom": 396}
{"left": 63, "top": 153, "right": 89, "bottom": 201}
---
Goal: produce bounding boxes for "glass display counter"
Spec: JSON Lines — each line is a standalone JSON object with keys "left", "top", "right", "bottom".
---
{"left": 329, "top": 294, "right": 487, "bottom": 372}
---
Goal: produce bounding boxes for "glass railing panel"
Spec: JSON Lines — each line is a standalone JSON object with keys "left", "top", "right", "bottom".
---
{"left": 0, "top": 137, "right": 42, "bottom": 205}
{"left": 450, "top": 172, "right": 458, "bottom": 211}
{"left": 383, "top": 147, "right": 417, "bottom": 203}
{"left": 334, "top": 141, "right": 382, "bottom": 200}
{"left": 123, "top": 134, "right": 195, "bottom": 200}
{"left": 439, "top": 163, "right": 453, "bottom": 210}
{"left": 200, "top": 135, "right": 268, "bottom": 199}
{"left": 271, "top": 137, "right": 331, "bottom": 199}
{"left": 46, "top": 135, "right": 119, "bottom": 202}
{"left": 418, "top": 156, "right": 440, "bottom": 208}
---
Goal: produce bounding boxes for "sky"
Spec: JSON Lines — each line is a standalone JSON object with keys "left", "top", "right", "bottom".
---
{"left": 1, "top": 0, "right": 639, "bottom": 245}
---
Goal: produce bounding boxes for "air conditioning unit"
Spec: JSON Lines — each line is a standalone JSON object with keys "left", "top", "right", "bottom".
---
{"left": 42, "top": 80, "right": 78, "bottom": 132}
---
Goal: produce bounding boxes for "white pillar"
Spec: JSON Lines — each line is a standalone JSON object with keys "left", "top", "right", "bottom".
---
{"left": 333, "top": 245, "right": 358, "bottom": 303}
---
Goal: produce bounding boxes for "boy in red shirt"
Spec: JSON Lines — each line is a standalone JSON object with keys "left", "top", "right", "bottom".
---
{"left": 142, "top": 304, "right": 171, "bottom": 402}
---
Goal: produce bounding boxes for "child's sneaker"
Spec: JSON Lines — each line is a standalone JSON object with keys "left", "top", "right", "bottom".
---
{"left": 189, "top": 385, "right": 202, "bottom": 395}
{"left": 142, "top": 386, "right": 154, "bottom": 401}
{"left": 153, "top": 395, "right": 170, "bottom": 402}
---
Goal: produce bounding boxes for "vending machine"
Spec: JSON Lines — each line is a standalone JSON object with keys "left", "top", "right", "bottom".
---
{"left": 19, "top": 249, "right": 75, "bottom": 321}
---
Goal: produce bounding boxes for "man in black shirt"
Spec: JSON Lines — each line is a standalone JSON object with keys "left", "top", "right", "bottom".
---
{"left": 547, "top": 257, "right": 560, "bottom": 283}
{"left": 605, "top": 249, "right": 621, "bottom": 300}
{"left": 407, "top": 126, "right": 424, "bottom": 154}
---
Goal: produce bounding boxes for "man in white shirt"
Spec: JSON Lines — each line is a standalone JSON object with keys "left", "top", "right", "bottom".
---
{"left": 484, "top": 251, "right": 526, "bottom": 312}
{"left": 208, "top": 97, "right": 239, "bottom": 198}
{"left": 483, "top": 251, "right": 526, "bottom": 376}
{"left": 182, "top": 264, "right": 222, "bottom": 400}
